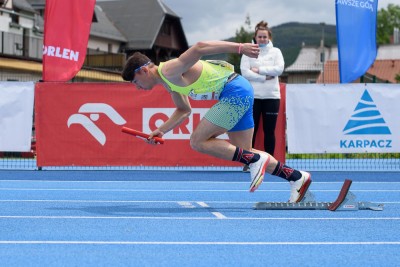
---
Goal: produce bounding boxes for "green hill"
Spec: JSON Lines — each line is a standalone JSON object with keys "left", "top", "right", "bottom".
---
{"left": 272, "top": 22, "right": 337, "bottom": 66}
{"left": 205, "top": 22, "right": 337, "bottom": 68}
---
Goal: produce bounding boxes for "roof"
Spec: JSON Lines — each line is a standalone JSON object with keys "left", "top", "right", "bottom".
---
{"left": 288, "top": 44, "right": 400, "bottom": 83}
{"left": 91, "top": 5, "right": 127, "bottom": 42}
{"left": 13, "top": 0, "right": 36, "bottom": 13}
{"left": 368, "top": 60, "right": 400, "bottom": 83}
{"left": 316, "top": 60, "right": 400, "bottom": 83}
{"left": 97, "top": 0, "right": 180, "bottom": 49}
{"left": 286, "top": 44, "right": 400, "bottom": 70}
{"left": 24, "top": 0, "right": 44, "bottom": 7}
{"left": 25, "top": 0, "right": 126, "bottom": 42}
{"left": 287, "top": 44, "right": 400, "bottom": 72}
{"left": 285, "top": 46, "right": 327, "bottom": 72}
{"left": 316, "top": 61, "right": 339, "bottom": 83}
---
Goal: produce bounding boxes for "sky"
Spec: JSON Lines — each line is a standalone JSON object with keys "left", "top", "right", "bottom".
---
{"left": 162, "top": 0, "right": 400, "bottom": 45}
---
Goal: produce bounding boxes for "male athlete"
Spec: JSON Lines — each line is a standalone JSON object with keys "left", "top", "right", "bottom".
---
{"left": 122, "top": 40, "right": 311, "bottom": 202}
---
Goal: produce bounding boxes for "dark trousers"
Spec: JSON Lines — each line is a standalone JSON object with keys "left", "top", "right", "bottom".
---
{"left": 252, "top": 98, "right": 280, "bottom": 155}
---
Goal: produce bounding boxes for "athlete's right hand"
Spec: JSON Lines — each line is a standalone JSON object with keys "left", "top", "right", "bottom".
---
{"left": 147, "top": 129, "right": 165, "bottom": 145}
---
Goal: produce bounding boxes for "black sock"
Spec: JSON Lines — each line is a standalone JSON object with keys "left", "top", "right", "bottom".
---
{"left": 271, "top": 162, "right": 302, "bottom": 181}
{"left": 232, "top": 147, "right": 260, "bottom": 165}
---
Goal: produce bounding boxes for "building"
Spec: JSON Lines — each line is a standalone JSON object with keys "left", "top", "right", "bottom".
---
{"left": 1, "top": 0, "right": 398, "bottom": 84}
{"left": 285, "top": 43, "right": 400, "bottom": 84}
{"left": 97, "top": 0, "right": 188, "bottom": 64}
{"left": 0, "top": 0, "right": 189, "bottom": 81}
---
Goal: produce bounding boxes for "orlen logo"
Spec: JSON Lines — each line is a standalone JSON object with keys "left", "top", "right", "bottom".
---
{"left": 67, "top": 103, "right": 126, "bottom": 145}
{"left": 143, "top": 108, "right": 228, "bottom": 139}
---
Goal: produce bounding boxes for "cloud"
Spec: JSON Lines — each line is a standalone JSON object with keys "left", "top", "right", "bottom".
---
{"left": 97, "top": 0, "right": 399, "bottom": 45}
{"left": 163, "top": 0, "right": 399, "bottom": 45}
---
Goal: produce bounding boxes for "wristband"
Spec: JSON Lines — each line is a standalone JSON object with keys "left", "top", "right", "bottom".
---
{"left": 238, "top": 43, "right": 243, "bottom": 54}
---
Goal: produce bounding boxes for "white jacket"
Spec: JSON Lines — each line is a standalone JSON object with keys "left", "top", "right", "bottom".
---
{"left": 240, "top": 41, "right": 284, "bottom": 99}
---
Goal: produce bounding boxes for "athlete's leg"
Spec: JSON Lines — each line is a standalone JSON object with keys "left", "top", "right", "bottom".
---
{"left": 190, "top": 75, "right": 254, "bottom": 160}
{"left": 228, "top": 128, "right": 253, "bottom": 151}
{"left": 227, "top": 118, "right": 310, "bottom": 199}
{"left": 190, "top": 75, "right": 311, "bottom": 200}
{"left": 190, "top": 103, "right": 310, "bottom": 201}
{"left": 191, "top": 121, "right": 278, "bottom": 173}
{"left": 228, "top": 129, "right": 277, "bottom": 174}
{"left": 190, "top": 118, "right": 236, "bottom": 160}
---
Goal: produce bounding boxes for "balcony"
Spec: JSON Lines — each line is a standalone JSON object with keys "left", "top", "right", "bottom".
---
{"left": 0, "top": 31, "right": 125, "bottom": 70}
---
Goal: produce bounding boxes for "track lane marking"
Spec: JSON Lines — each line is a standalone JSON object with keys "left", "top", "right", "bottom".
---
{"left": 0, "top": 200, "right": 398, "bottom": 204}
{"left": 0, "top": 241, "right": 398, "bottom": 245}
{"left": 196, "top": 202, "right": 227, "bottom": 219}
{"left": 1, "top": 180, "right": 400, "bottom": 184}
{"left": 177, "top": 201, "right": 196, "bottom": 209}
{"left": 0, "top": 216, "right": 399, "bottom": 220}
{"left": 0, "top": 188, "right": 398, "bottom": 192}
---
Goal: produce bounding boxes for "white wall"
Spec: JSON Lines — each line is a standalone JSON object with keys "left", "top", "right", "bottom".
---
{"left": 0, "top": 16, "right": 11, "bottom": 32}
{"left": 87, "top": 37, "right": 120, "bottom": 53}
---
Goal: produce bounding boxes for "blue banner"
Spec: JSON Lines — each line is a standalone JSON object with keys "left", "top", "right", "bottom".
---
{"left": 336, "top": 0, "right": 378, "bottom": 83}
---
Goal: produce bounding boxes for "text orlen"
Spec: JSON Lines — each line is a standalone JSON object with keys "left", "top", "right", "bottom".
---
{"left": 43, "top": 45, "right": 79, "bottom": 62}
{"left": 340, "top": 139, "right": 392, "bottom": 149}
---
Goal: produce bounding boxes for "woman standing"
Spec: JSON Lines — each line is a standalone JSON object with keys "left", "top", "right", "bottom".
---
{"left": 240, "top": 21, "right": 284, "bottom": 171}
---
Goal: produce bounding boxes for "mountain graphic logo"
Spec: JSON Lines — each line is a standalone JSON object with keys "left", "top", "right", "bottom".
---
{"left": 343, "top": 90, "right": 391, "bottom": 135}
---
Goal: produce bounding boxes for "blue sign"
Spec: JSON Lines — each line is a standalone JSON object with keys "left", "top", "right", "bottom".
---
{"left": 336, "top": 0, "right": 378, "bottom": 83}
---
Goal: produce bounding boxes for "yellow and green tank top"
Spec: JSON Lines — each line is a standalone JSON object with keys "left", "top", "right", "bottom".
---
{"left": 158, "top": 60, "right": 234, "bottom": 100}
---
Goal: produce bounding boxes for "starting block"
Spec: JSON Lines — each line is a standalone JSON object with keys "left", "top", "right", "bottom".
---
{"left": 254, "top": 179, "right": 384, "bottom": 211}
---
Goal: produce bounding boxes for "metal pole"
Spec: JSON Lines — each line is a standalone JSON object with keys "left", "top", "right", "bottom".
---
{"left": 320, "top": 22, "right": 325, "bottom": 84}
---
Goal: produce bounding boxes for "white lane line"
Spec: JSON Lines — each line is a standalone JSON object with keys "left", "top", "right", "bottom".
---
{"left": 211, "top": 212, "right": 227, "bottom": 219}
{"left": 196, "top": 202, "right": 209, "bottom": 208}
{"left": 0, "top": 216, "right": 399, "bottom": 220}
{"left": 0, "top": 241, "right": 398, "bottom": 245}
{"left": 0, "top": 200, "right": 398, "bottom": 204}
{"left": 0, "top": 188, "right": 398, "bottom": 192}
{"left": 0, "top": 180, "right": 250, "bottom": 184}
{"left": 196, "top": 202, "right": 227, "bottom": 219}
{"left": 0, "top": 200, "right": 205, "bottom": 203}
{"left": 1, "top": 180, "right": 400, "bottom": 184}
{"left": 177, "top": 201, "right": 196, "bottom": 208}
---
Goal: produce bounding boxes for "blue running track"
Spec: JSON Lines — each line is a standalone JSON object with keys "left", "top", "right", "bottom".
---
{"left": 0, "top": 170, "right": 399, "bottom": 267}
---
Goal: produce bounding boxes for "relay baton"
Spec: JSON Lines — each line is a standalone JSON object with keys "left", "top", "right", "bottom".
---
{"left": 121, "top": 126, "right": 165, "bottom": 144}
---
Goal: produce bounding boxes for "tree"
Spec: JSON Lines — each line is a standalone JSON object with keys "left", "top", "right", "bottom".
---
{"left": 377, "top": 4, "right": 400, "bottom": 44}
{"left": 228, "top": 15, "right": 254, "bottom": 74}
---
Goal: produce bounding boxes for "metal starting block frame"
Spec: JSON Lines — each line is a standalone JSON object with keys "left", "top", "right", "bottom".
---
{"left": 254, "top": 179, "right": 384, "bottom": 211}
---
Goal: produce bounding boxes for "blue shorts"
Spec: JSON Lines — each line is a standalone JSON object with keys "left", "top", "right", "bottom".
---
{"left": 204, "top": 75, "right": 254, "bottom": 132}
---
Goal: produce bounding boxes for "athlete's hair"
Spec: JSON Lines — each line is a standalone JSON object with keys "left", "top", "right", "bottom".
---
{"left": 254, "top": 20, "right": 272, "bottom": 41}
{"left": 121, "top": 52, "right": 152, "bottom": 81}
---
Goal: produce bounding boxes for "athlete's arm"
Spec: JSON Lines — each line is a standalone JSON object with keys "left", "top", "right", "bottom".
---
{"left": 148, "top": 92, "right": 192, "bottom": 139}
{"left": 162, "top": 41, "right": 260, "bottom": 79}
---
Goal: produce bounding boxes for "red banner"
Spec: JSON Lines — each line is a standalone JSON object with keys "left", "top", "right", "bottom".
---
{"left": 35, "top": 82, "right": 286, "bottom": 167}
{"left": 42, "top": 0, "right": 95, "bottom": 81}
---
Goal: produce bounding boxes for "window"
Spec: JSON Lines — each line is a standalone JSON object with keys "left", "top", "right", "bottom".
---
{"left": 161, "top": 22, "right": 171, "bottom": 35}
{"left": 306, "top": 79, "right": 317, "bottom": 84}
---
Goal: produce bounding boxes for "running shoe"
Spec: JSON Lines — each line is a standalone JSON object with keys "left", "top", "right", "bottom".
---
{"left": 249, "top": 153, "right": 269, "bottom": 192}
{"left": 289, "top": 171, "right": 312, "bottom": 203}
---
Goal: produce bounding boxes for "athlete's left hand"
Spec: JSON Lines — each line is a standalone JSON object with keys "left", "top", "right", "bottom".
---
{"left": 242, "top": 43, "right": 260, "bottom": 58}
